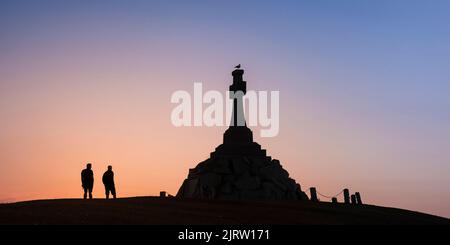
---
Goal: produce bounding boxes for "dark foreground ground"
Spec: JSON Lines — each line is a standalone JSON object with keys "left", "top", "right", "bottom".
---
{"left": 0, "top": 196, "right": 448, "bottom": 225}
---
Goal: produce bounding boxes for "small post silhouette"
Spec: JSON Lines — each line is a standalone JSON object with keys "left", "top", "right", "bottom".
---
{"left": 351, "top": 194, "right": 357, "bottom": 205}
{"left": 310, "top": 187, "right": 318, "bottom": 202}
{"left": 160, "top": 191, "right": 167, "bottom": 198}
{"left": 355, "top": 192, "right": 363, "bottom": 205}
{"left": 343, "top": 188, "right": 350, "bottom": 204}
{"left": 332, "top": 197, "right": 338, "bottom": 203}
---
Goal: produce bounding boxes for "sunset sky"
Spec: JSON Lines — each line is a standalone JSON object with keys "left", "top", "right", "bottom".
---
{"left": 1, "top": 0, "right": 450, "bottom": 218}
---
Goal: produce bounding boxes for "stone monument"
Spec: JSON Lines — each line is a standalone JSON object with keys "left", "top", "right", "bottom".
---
{"left": 176, "top": 67, "right": 309, "bottom": 200}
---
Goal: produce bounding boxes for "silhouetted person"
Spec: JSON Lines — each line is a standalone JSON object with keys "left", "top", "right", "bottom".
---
{"left": 102, "top": 165, "right": 116, "bottom": 199}
{"left": 81, "top": 163, "right": 94, "bottom": 199}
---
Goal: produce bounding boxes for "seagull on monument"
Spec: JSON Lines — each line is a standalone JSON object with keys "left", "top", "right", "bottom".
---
{"left": 235, "top": 64, "right": 241, "bottom": 69}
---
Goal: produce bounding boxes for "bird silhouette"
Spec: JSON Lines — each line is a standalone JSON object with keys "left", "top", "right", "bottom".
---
{"left": 235, "top": 64, "right": 241, "bottom": 69}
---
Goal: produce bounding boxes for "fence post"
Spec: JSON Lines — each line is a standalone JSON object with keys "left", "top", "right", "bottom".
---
{"left": 344, "top": 188, "right": 350, "bottom": 204}
{"left": 310, "top": 187, "right": 318, "bottom": 202}
{"left": 331, "top": 197, "right": 338, "bottom": 203}
{"left": 160, "top": 191, "right": 166, "bottom": 198}
{"left": 351, "top": 194, "right": 357, "bottom": 205}
{"left": 355, "top": 192, "right": 363, "bottom": 205}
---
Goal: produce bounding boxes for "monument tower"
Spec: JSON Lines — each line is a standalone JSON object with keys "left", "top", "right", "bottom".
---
{"left": 177, "top": 66, "right": 308, "bottom": 200}
{"left": 212, "top": 68, "right": 268, "bottom": 159}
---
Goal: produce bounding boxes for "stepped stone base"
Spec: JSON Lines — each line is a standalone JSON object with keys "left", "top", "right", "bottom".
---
{"left": 177, "top": 131, "right": 309, "bottom": 200}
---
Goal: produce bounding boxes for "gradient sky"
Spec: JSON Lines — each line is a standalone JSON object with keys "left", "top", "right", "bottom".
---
{"left": 1, "top": 0, "right": 450, "bottom": 218}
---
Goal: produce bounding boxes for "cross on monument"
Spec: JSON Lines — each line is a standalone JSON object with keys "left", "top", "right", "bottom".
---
{"left": 222, "top": 66, "right": 254, "bottom": 145}
{"left": 229, "top": 67, "right": 247, "bottom": 127}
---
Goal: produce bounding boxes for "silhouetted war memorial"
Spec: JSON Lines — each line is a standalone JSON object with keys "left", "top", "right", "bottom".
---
{"left": 177, "top": 67, "right": 309, "bottom": 200}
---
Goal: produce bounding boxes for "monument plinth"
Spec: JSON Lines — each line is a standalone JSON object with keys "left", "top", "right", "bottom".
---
{"left": 177, "top": 67, "right": 308, "bottom": 200}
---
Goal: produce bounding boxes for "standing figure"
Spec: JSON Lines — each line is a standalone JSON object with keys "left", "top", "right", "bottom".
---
{"left": 81, "top": 163, "right": 94, "bottom": 199}
{"left": 102, "top": 165, "right": 116, "bottom": 199}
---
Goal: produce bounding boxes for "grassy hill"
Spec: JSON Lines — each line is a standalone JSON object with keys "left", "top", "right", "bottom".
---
{"left": 0, "top": 196, "right": 448, "bottom": 225}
